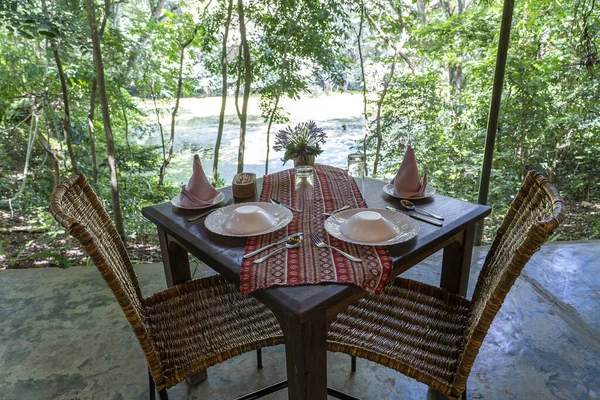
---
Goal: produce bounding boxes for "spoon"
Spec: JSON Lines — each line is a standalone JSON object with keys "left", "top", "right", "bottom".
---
{"left": 399, "top": 199, "right": 445, "bottom": 220}
{"left": 270, "top": 198, "right": 302, "bottom": 213}
{"left": 322, "top": 205, "right": 351, "bottom": 217}
{"left": 253, "top": 235, "right": 303, "bottom": 264}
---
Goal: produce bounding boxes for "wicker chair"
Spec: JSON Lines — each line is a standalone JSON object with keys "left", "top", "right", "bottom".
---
{"left": 50, "top": 173, "right": 284, "bottom": 400}
{"left": 327, "top": 171, "right": 564, "bottom": 399}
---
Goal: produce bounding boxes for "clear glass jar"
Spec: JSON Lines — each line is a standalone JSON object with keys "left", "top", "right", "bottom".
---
{"left": 294, "top": 165, "right": 314, "bottom": 201}
{"left": 347, "top": 153, "right": 365, "bottom": 193}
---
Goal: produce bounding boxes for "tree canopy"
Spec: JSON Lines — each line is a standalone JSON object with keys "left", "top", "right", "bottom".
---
{"left": 1, "top": 0, "right": 599, "bottom": 266}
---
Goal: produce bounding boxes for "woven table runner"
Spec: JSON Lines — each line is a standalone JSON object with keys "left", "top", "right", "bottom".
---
{"left": 240, "top": 165, "right": 392, "bottom": 295}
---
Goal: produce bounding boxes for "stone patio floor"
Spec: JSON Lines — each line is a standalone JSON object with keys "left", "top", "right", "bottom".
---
{"left": 1, "top": 241, "right": 599, "bottom": 400}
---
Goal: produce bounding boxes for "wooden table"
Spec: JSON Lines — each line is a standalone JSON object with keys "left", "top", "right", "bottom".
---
{"left": 142, "top": 177, "right": 490, "bottom": 400}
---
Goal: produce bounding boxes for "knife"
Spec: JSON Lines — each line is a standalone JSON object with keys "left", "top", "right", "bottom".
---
{"left": 242, "top": 232, "right": 304, "bottom": 259}
{"left": 386, "top": 206, "right": 443, "bottom": 227}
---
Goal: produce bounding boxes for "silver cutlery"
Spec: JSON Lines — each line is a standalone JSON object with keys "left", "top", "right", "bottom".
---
{"left": 270, "top": 198, "right": 302, "bottom": 213}
{"left": 309, "top": 233, "right": 362, "bottom": 262}
{"left": 243, "top": 232, "right": 303, "bottom": 259}
{"left": 253, "top": 236, "right": 303, "bottom": 264}
{"left": 187, "top": 199, "right": 233, "bottom": 222}
{"left": 400, "top": 199, "right": 444, "bottom": 220}
{"left": 322, "top": 205, "right": 351, "bottom": 217}
{"left": 386, "top": 206, "right": 443, "bottom": 227}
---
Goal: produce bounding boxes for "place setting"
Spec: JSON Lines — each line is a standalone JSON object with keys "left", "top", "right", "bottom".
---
{"left": 172, "top": 145, "right": 424, "bottom": 284}
{"left": 172, "top": 150, "right": 434, "bottom": 270}
{"left": 172, "top": 155, "right": 300, "bottom": 238}
{"left": 170, "top": 154, "right": 234, "bottom": 223}
{"left": 383, "top": 146, "right": 444, "bottom": 227}
{"left": 325, "top": 208, "right": 419, "bottom": 247}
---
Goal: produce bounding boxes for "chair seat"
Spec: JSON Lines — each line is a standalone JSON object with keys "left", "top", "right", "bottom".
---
{"left": 144, "top": 274, "right": 284, "bottom": 388}
{"left": 328, "top": 277, "right": 472, "bottom": 394}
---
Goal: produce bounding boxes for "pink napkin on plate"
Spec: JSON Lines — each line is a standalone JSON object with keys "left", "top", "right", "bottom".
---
{"left": 180, "top": 155, "right": 219, "bottom": 207}
{"left": 391, "top": 146, "right": 428, "bottom": 198}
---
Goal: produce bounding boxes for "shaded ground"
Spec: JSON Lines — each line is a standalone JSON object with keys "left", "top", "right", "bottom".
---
{"left": 1, "top": 200, "right": 598, "bottom": 269}
{"left": 1, "top": 242, "right": 599, "bottom": 399}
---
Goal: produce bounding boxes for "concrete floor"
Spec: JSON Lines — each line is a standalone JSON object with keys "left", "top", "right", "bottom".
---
{"left": 1, "top": 241, "right": 599, "bottom": 400}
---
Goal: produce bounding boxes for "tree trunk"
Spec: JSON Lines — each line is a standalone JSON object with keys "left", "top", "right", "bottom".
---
{"left": 41, "top": 101, "right": 62, "bottom": 187}
{"left": 87, "top": 80, "right": 98, "bottom": 183}
{"left": 159, "top": 31, "right": 196, "bottom": 186}
{"left": 358, "top": 0, "right": 369, "bottom": 176}
{"left": 373, "top": 49, "right": 400, "bottom": 176}
{"left": 519, "top": 110, "right": 526, "bottom": 182}
{"left": 448, "top": 1, "right": 465, "bottom": 92}
{"left": 264, "top": 95, "right": 280, "bottom": 175}
{"left": 86, "top": 0, "right": 125, "bottom": 239}
{"left": 86, "top": 0, "right": 110, "bottom": 185}
{"left": 5, "top": 112, "right": 38, "bottom": 204}
{"left": 119, "top": 88, "right": 134, "bottom": 163}
{"left": 53, "top": 49, "right": 77, "bottom": 174}
{"left": 213, "top": 0, "right": 234, "bottom": 185}
{"left": 237, "top": 0, "right": 252, "bottom": 174}
{"left": 41, "top": 0, "right": 77, "bottom": 174}
{"left": 416, "top": 0, "right": 427, "bottom": 24}
{"left": 111, "top": 2, "right": 121, "bottom": 29}
{"left": 149, "top": 81, "right": 166, "bottom": 172}
{"left": 548, "top": 129, "right": 569, "bottom": 182}
{"left": 123, "top": 0, "right": 167, "bottom": 80}
{"left": 234, "top": 44, "right": 243, "bottom": 120}
{"left": 39, "top": 128, "right": 61, "bottom": 188}
{"left": 263, "top": 8, "right": 298, "bottom": 175}
{"left": 449, "top": 64, "right": 464, "bottom": 91}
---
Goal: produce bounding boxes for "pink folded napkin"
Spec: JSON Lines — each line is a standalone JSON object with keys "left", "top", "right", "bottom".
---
{"left": 180, "top": 155, "right": 219, "bottom": 207}
{"left": 391, "top": 146, "right": 428, "bottom": 198}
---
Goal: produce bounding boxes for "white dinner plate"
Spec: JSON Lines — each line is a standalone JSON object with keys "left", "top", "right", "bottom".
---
{"left": 204, "top": 202, "right": 293, "bottom": 237}
{"left": 383, "top": 183, "right": 436, "bottom": 200}
{"left": 171, "top": 191, "right": 225, "bottom": 210}
{"left": 324, "top": 208, "right": 419, "bottom": 246}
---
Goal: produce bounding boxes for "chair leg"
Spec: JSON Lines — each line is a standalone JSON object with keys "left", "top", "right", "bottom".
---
{"left": 158, "top": 388, "right": 169, "bottom": 400}
{"left": 149, "top": 368, "right": 168, "bottom": 400}
{"left": 351, "top": 356, "right": 356, "bottom": 373}
{"left": 256, "top": 348, "right": 263, "bottom": 369}
{"left": 149, "top": 369, "right": 156, "bottom": 400}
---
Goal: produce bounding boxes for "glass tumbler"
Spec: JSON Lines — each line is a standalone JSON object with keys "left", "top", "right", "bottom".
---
{"left": 347, "top": 153, "right": 365, "bottom": 193}
{"left": 294, "top": 165, "right": 314, "bottom": 202}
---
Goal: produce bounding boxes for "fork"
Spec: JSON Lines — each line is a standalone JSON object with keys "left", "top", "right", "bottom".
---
{"left": 322, "top": 205, "right": 351, "bottom": 217}
{"left": 270, "top": 198, "right": 302, "bottom": 213}
{"left": 309, "top": 233, "right": 362, "bottom": 262}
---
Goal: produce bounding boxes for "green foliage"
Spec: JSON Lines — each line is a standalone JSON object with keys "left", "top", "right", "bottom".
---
{"left": 593, "top": 218, "right": 600, "bottom": 239}
{"left": 1, "top": 0, "right": 599, "bottom": 269}
{"left": 369, "top": 0, "right": 600, "bottom": 210}
{"left": 0, "top": 239, "right": 34, "bottom": 268}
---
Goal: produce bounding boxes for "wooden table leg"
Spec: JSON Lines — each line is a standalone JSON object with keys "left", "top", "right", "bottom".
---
{"left": 282, "top": 313, "right": 328, "bottom": 400}
{"left": 440, "top": 224, "right": 476, "bottom": 297}
{"left": 157, "top": 228, "right": 208, "bottom": 383}
{"left": 158, "top": 228, "right": 192, "bottom": 286}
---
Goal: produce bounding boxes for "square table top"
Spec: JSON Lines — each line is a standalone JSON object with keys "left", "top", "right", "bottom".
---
{"left": 143, "top": 176, "right": 490, "bottom": 322}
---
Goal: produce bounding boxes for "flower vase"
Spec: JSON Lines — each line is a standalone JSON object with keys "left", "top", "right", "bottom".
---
{"left": 294, "top": 155, "right": 315, "bottom": 167}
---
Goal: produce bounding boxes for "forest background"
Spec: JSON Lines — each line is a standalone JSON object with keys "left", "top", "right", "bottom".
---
{"left": 1, "top": 0, "right": 599, "bottom": 268}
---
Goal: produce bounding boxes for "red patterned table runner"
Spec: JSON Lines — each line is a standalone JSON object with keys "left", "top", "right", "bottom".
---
{"left": 240, "top": 165, "right": 392, "bottom": 295}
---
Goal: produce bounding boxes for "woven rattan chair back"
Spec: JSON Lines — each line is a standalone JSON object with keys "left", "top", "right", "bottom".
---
{"left": 451, "top": 171, "right": 564, "bottom": 396}
{"left": 49, "top": 173, "right": 158, "bottom": 371}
